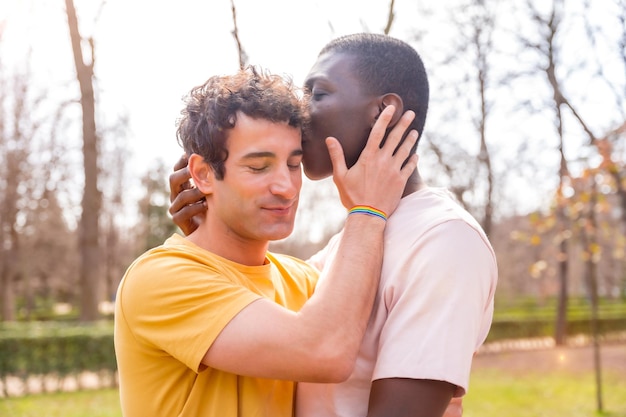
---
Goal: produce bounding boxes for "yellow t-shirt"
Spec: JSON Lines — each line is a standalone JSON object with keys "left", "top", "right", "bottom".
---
{"left": 114, "top": 234, "right": 318, "bottom": 417}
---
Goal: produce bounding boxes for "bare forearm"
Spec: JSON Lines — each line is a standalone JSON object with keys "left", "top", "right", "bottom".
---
{"left": 295, "top": 214, "right": 385, "bottom": 380}
{"left": 203, "top": 214, "right": 386, "bottom": 382}
{"left": 368, "top": 378, "right": 456, "bottom": 417}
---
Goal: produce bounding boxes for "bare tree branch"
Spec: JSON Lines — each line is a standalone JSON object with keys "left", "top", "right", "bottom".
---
{"left": 383, "top": 0, "right": 396, "bottom": 35}
{"left": 230, "top": 0, "right": 248, "bottom": 69}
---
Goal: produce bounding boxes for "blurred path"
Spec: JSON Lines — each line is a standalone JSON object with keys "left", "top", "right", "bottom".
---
{"left": 473, "top": 342, "right": 626, "bottom": 376}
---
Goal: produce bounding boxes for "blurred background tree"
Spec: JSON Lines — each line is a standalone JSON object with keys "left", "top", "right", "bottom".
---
{"left": 0, "top": 0, "right": 623, "bottom": 343}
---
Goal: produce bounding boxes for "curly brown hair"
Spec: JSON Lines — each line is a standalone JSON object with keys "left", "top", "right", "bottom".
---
{"left": 176, "top": 66, "right": 303, "bottom": 180}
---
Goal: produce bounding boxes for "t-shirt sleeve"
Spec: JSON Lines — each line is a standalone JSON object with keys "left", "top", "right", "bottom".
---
{"left": 372, "top": 220, "right": 497, "bottom": 396}
{"left": 117, "top": 254, "right": 262, "bottom": 373}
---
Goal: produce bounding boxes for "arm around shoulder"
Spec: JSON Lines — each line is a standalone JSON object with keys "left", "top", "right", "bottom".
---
{"left": 202, "top": 107, "right": 419, "bottom": 383}
{"left": 202, "top": 214, "right": 387, "bottom": 383}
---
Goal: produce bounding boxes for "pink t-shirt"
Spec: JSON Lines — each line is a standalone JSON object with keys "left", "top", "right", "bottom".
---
{"left": 296, "top": 187, "right": 498, "bottom": 417}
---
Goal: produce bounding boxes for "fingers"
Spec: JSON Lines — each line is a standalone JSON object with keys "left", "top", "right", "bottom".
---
{"left": 169, "top": 154, "right": 206, "bottom": 236}
{"left": 169, "top": 187, "right": 205, "bottom": 217}
{"left": 171, "top": 201, "right": 205, "bottom": 236}
{"left": 380, "top": 109, "right": 418, "bottom": 175}
{"left": 361, "top": 105, "right": 396, "bottom": 154}
{"left": 361, "top": 107, "right": 417, "bottom": 165}
{"left": 169, "top": 166, "right": 193, "bottom": 203}
{"left": 395, "top": 130, "right": 419, "bottom": 174}
{"left": 171, "top": 201, "right": 206, "bottom": 224}
{"left": 399, "top": 153, "right": 419, "bottom": 182}
{"left": 324, "top": 107, "right": 419, "bottom": 214}
{"left": 380, "top": 109, "right": 416, "bottom": 156}
{"left": 325, "top": 136, "right": 348, "bottom": 179}
{"left": 173, "top": 153, "right": 189, "bottom": 171}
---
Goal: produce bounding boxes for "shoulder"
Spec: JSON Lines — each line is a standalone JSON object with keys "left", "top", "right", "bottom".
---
{"left": 391, "top": 188, "right": 495, "bottom": 259}
{"left": 395, "top": 188, "right": 477, "bottom": 226}
{"left": 123, "top": 236, "right": 221, "bottom": 281}
{"left": 118, "top": 235, "right": 235, "bottom": 308}
{"left": 381, "top": 195, "right": 498, "bottom": 301}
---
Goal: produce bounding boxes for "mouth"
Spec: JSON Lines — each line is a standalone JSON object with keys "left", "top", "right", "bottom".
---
{"left": 263, "top": 202, "right": 296, "bottom": 215}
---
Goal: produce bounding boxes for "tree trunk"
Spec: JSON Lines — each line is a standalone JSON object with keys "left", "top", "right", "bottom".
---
{"left": 0, "top": 152, "right": 22, "bottom": 321}
{"left": 0, "top": 251, "right": 16, "bottom": 321}
{"left": 583, "top": 177, "right": 603, "bottom": 413}
{"left": 65, "top": 0, "right": 101, "bottom": 321}
{"left": 554, "top": 233, "right": 568, "bottom": 345}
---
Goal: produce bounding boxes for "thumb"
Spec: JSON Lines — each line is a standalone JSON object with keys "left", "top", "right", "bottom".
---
{"left": 325, "top": 137, "right": 347, "bottom": 177}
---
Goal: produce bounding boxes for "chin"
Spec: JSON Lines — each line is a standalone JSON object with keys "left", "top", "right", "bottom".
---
{"left": 267, "top": 227, "right": 296, "bottom": 242}
{"left": 303, "top": 164, "right": 332, "bottom": 181}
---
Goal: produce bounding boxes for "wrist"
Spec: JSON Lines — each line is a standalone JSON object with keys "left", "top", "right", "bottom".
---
{"left": 345, "top": 206, "right": 388, "bottom": 230}
{"left": 348, "top": 205, "right": 388, "bottom": 222}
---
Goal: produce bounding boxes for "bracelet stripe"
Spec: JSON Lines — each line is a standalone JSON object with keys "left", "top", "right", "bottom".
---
{"left": 348, "top": 205, "right": 388, "bottom": 221}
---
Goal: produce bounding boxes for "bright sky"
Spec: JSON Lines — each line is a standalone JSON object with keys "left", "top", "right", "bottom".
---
{"left": 2, "top": 0, "right": 621, "bottom": 226}
{"left": 2, "top": 0, "right": 431, "bottom": 236}
{"left": 1, "top": 0, "right": 420, "bottom": 177}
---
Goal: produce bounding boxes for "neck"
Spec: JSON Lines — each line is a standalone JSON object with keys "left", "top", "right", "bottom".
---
{"left": 187, "top": 222, "right": 269, "bottom": 266}
{"left": 402, "top": 167, "right": 427, "bottom": 198}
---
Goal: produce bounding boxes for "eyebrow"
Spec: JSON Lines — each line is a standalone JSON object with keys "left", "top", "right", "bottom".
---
{"left": 241, "top": 149, "right": 303, "bottom": 160}
{"left": 303, "top": 75, "right": 325, "bottom": 90}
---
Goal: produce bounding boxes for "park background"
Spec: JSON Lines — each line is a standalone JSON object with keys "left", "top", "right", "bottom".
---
{"left": 1, "top": 0, "right": 625, "bottom": 416}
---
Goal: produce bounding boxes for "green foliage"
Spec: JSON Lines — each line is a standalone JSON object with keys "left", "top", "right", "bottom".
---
{"left": 14, "top": 297, "right": 78, "bottom": 322}
{"left": 487, "top": 317, "right": 626, "bottom": 342}
{"left": 494, "top": 296, "right": 626, "bottom": 318}
{"left": 488, "top": 297, "right": 626, "bottom": 342}
{"left": 0, "top": 321, "right": 116, "bottom": 396}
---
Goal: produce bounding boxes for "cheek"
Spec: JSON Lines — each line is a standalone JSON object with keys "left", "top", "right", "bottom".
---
{"left": 302, "top": 145, "right": 332, "bottom": 180}
{"left": 310, "top": 101, "right": 339, "bottom": 130}
{"left": 293, "top": 169, "right": 303, "bottom": 188}
{"left": 318, "top": 100, "right": 368, "bottom": 138}
{"left": 342, "top": 124, "right": 372, "bottom": 167}
{"left": 218, "top": 177, "right": 257, "bottom": 204}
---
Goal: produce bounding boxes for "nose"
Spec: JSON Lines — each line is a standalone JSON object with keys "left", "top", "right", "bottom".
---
{"left": 269, "top": 166, "right": 299, "bottom": 200}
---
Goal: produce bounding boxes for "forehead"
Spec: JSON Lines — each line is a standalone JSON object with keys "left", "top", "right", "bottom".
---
{"left": 304, "top": 52, "right": 362, "bottom": 88}
{"left": 227, "top": 112, "right": 301, "bottom": 153}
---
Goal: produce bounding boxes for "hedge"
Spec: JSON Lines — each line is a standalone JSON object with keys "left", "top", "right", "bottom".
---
{"left": 1, "top": 315, "right": 625, "bottom": 397}
{"left": 486, "top": 316, "right": 626, "bottom": 342}
{"left": 0, "top": 321, "right": 116, "bottom": 397}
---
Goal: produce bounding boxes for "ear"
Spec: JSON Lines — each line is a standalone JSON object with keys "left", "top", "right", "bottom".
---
{"left": 370, "top": 93, "right": 404, "bottom": 128}
{"left": 187, "top": 153, "right": 214, "bottom": 195}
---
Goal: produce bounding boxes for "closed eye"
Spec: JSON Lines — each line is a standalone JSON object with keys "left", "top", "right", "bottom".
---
{"left": 312, "top": 89, "right": 327, "bottom": 100}
{"left": 288, "top": 155, "right": 303, "bottom": 171}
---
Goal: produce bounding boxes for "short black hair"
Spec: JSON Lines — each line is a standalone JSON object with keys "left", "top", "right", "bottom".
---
{"left": 319, "top": 33, "right": 429, "bottom": 142}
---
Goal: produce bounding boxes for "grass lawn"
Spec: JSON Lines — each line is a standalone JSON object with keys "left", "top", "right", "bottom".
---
{"left": 0, "top": 389, "right": 121, "bottom": 417}
{"left": 464, "top": 369, "right": 626, "bottom": 417}
{"left": 1, "top": 367, "right": 625, "bottom": 416}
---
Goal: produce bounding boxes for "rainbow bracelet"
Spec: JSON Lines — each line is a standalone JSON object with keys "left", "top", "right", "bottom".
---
{"left": 348, "top": 205, "right": 388, "bottom": 222}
